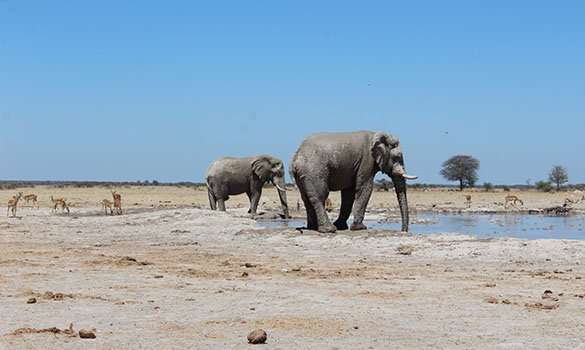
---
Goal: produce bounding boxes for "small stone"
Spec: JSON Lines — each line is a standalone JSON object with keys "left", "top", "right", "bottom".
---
{"left": 153, "top": 275, "right": 164, "bottom": 279}
{"left": 485, "top": 297, "right": 499, "bottom": 304}
{"left": 396, "top": 245, "right": 414, "bottom": 255}
{"left": 27, "top": 297, "right": 37, "bottom": 304}
{"left": 247, "top": 329, "right": 267, "bottom": 344}
{"left": 241, "top": 272, "right": 249, "bottom": 277}
{"left": 78, "top": 329, "right": 96, "bottom": 339}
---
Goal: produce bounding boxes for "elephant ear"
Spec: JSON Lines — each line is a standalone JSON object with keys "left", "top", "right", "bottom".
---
{"left": 251, "top": 156, "right": 273, "bottom": 182}
{"left": 371, "top": 132, "right": 399, "bottom": 174}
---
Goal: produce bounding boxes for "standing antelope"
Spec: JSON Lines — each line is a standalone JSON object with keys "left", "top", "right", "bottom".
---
{"left": 504, "top": 195, "right": 524, "bottom": 209}
{"left": 7, "top": 192, "right": 23, "bottom": 217}
{"left": 23, "top": 194, "right": 38, "bottom": 208}
{"left": 101, "top": 199, "right": 114, "bottom": 215}
{"left": 111, "top": 191, "right": 122, "bottom": 215}
{"left": 464, "top": 194, "right": 472, "bottom": 209}
{"left": 325, "top": 197, "right": 333, "bottom": 212}
{"left": 50, "top": 196, "right": 70, "bottom": 214}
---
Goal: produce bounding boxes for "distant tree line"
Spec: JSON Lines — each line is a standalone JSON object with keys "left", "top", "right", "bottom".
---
{"left": 0, "top": 180, "right": 203, "bottom": 190}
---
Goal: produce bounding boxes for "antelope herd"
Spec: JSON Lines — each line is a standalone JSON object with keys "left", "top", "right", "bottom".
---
{"left": 4, "top": 190, "right": 123, "bottom": 217}
{"left": 101, "top": 191, "right": 123, "bottom": 215}
{"left": 4, "top": 188, "right": 585, "bottom": 218}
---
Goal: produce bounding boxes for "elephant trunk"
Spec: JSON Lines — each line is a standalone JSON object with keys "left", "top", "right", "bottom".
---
{"left": 273, "top": 176, "right": 290, "bottom": 219}
{"left": 392, "top": 175, "right": 409, "bottom": 232}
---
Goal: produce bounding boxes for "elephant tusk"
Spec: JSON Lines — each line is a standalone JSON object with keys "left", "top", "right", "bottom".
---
{"left": 273, "top": 183, "right": 291, "bottom": 192}
{"left": 402, "top": 174, "right": 418, "bottom": 180}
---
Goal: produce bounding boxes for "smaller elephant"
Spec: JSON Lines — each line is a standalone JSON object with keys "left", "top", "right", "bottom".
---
{"left": 205, "top": 155, "right": 290, "bottom": 218}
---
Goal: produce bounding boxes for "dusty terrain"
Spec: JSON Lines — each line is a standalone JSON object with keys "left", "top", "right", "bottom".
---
{"left": 2, "top": 186, "right": 585, "bottom": 349}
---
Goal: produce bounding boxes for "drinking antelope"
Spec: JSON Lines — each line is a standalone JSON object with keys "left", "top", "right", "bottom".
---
{"left": 101, "top": 199, "right": 114, "bottom": 215}
{"left": 504, "top": 195, "right": 524, "bottom": 209}
{"left": 7, "top": 192, "right": 23, "bottom": 217}
{"left": 50, "top": 196, "right": 70, "bottom": 214}
{"left": 23, "top": 194, "right": 38, "bottom": 208}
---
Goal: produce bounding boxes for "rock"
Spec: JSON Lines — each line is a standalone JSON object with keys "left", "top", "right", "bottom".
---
{"left": 396, "top": 245, "right": 414, "bottom": 255}
{"left": 485, "top": 296, "right": 499, "bottom": 304}
{"left": 247, "top": 329, "right": 267, "bottom": 344}
{"left": 26, "top": 297, "right": 37, "bottom": 304}
{"left": 78, "top": 329, "right": 96, "bottom": 339}
{"left": 241, "top": 272, "right": 249, "bottom": 277}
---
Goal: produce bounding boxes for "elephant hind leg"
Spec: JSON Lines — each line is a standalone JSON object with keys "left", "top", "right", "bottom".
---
{"left": 298, "top": 177, "right": 335, "bottom": 233}
{"left": 334, "top": 189, "right": 355, "bottom": 230}
{"left": 298, "top": 184, "right": 317, "bottom": 230}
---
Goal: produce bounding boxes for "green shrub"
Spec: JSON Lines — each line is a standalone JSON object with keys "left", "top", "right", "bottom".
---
{"left": 483, "top": 182, "right": 494, "bottom": 192}
{"left": 535, "top": 180, "right": 553, "bottom": 192}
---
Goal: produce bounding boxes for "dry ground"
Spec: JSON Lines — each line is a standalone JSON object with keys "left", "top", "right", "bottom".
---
{"left": 1, "top": 186, "right": 585, "bottom": 349}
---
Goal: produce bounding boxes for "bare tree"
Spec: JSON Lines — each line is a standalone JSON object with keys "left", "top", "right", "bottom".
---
{"left": 549, "top": 165, "right": 568, "bottom": 190}
{"left": 440, "top": 155, "right": 480, "bottom": 191}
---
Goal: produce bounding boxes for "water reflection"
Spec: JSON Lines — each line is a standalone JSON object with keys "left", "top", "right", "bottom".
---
{"left": 258, "top": 213, "right": 585, "bottom": 240}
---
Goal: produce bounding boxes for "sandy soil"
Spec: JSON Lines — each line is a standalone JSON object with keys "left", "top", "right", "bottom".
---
{"left": 1, "top": 186, "right": 585, "bottom": 349}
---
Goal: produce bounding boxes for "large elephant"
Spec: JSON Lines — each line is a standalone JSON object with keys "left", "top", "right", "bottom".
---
{"left": 206, "top": 155, "right": 290, "bottom": 218}
{"left": 290, "top": 131, "right": 417, "bottom": 233}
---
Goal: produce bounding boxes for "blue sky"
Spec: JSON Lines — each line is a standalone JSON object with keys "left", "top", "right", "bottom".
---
{"left": 1, "top": 1, "right": 584, "bottom": 184}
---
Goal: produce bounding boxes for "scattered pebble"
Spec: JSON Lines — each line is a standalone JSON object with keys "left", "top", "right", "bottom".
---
{"left": 78, "top": 329, "right": 96, "bottom": 339}
{"left": 241, "top": 272, "right": 249, "bottom": 277}
{"left": 396, "top": 245, "right": 414, "bottom": 255}
{"left": 525, "top": 302, "right": 559, "bottom": 310}
{"left": 485, "top": 297, "right": 499, "bottom": 304}
{"left": 247, "top": 329, "right": 267, "bottom": 344}
{"left": 26, "top": 297, "right": 37, "bottom": 304}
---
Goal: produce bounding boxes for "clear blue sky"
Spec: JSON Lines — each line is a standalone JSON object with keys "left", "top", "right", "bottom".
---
{"left": 1, "top": 1, "right": 584, "bottom": 184}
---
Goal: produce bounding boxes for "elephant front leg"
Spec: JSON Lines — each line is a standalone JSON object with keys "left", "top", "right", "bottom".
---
{"left": 248, "top": 188, "right": 262, "bottom": 216}
{"left": 207, "top": 189, "right": 217, "bottom": 210}
{"left": 350, "top": 181, "right": 373, "bottom": 231}
{"left": 333, "top": 189, "right": 355, "bottom": 230}
{"left": 217, "top": 197, "right": 227, "bottom": 211}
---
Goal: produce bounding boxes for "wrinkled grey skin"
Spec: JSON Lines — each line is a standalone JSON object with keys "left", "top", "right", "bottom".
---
{"left": 291, "top": 131, "right": 416, "bottom": 233}
{"left": 206, "top": 155, "right": 290, "bottom": 218}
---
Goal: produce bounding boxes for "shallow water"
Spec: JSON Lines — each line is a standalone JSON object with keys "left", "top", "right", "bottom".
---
{"left": 258, "top": 213, "right": 585, "bottom": 240}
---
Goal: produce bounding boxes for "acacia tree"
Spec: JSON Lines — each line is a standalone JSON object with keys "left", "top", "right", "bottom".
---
{"left": 440, "top": 155, "right": 480, "bottom": 191}
{"left": 548, "top": 165, "right": 568, "bottom": 190}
